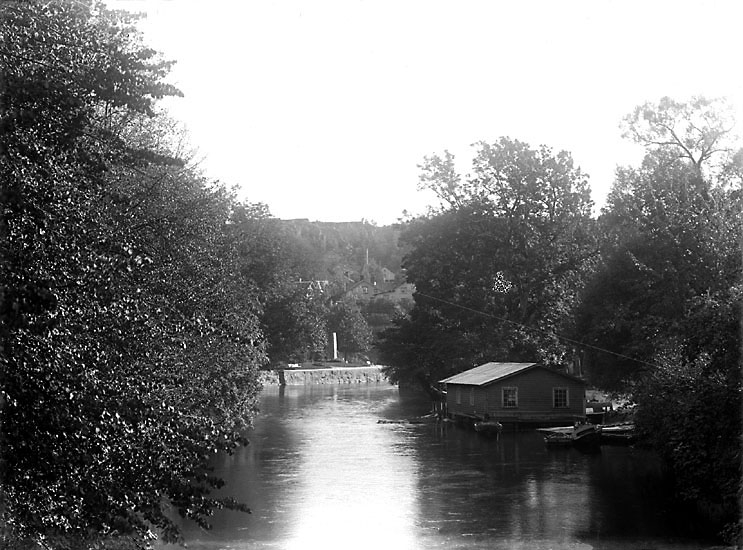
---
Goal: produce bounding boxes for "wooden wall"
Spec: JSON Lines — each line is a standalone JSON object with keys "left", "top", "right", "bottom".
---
{"left": 446, "top": 367, "right": 585, "bottom": 423}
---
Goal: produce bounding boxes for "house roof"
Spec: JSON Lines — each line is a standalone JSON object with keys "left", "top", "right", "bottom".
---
{"left": 439, "top": 362, "right": 585, "bottom": 386}
{"left": 440, "top": 362, "right": 536, "bottom": 385}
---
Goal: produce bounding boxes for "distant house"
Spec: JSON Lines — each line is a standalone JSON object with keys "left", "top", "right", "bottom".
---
{"left": 381, "top": 267, "right": 396, "bottom": 282}
{"left": 440, "top": 362, "right": 587, "bottom": 426}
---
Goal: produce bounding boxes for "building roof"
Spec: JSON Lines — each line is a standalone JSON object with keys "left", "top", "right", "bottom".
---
{"left": 439, "top": 362, "right": 586, "bottom": 386}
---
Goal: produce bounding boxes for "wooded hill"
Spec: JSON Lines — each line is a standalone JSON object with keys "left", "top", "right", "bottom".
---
{"left": 277, "top": 219, "right": 408, "bottom": 286}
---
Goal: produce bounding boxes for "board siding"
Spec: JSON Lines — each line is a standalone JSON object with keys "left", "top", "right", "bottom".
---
{"left": 446, "top": 367, "right": 585, "bottom": 421}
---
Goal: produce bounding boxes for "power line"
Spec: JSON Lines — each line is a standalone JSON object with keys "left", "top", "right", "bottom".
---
{"left": 416, "top": 291, "right": 660, "bottom": 370}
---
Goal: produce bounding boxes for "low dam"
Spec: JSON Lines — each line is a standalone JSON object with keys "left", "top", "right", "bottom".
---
{"left": 260, "top": 365, "right": 387, "bottom": 386}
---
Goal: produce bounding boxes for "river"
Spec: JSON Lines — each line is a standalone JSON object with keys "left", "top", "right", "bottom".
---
{"left": 160, "top": 383, "right": 719, "bottom": 550}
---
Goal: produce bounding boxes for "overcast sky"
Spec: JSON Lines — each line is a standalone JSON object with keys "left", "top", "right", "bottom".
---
{"left": 110, "top": 0, "right": 743, "bottom": 224}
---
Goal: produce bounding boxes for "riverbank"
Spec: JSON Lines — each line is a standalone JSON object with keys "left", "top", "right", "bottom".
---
{"left": 259, "top": 364, "right": 388, "bottom": 385}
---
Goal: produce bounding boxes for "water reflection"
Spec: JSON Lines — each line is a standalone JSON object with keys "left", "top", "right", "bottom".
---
{"left": 160, "top": 384, "right": 716, "bottom": 550}
{"left": 408, "top": 423, "right": 598, "bottom": 547}
{"left": 282, "top": 386, "right": 419, "bottom": 550}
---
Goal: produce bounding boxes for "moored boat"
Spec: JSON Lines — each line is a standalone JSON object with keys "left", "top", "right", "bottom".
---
{"left": 474, "top": 419, "right": 503, "bottom": 436}
{"left": 541, "top": 423, "right": 601, "bottom": 448}
{"left": 599, "top": 422, "right": 636, "bottom": 445}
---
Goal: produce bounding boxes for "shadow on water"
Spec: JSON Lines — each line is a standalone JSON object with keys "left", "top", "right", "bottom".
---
{"left": 157, "top": 384, "right": 721, "bottom": 550}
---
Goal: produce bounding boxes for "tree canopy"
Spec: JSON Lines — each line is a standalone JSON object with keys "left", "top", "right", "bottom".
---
{"left": 576, "top": 96, "right": 741, "bottom": 538}
{"left": 576, "top": 97, "right": 741, "bottom": 388}
{"left": 327, "top": 300, "right": 372, "bottom": 361}
{"left": 381, "top": 138, "right": 596, "bottom": 391}
{"left": 1, "top": 2, "right": 265, "bottom": 547}
{"left": 621, "top": 96, "right": 737, "bottom": 176}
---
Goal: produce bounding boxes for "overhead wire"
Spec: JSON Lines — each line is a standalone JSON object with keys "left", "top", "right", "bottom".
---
{"left": 415, "top": 290, "right": 661, "bottom": 370}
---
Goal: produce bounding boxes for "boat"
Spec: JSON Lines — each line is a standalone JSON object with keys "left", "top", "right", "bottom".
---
{"left": 377, "top": 413, "right": 440, "bottom": 425}
{"left": 540, "top": 423, "right": 601, "bottom": 448}
{"left": 599, "top": 422, "right": 636, "bottom": 445}
{"left": 473, "top": 419, "right": 503, "bottom": 436}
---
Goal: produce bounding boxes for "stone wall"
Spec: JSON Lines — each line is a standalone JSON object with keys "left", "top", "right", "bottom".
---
{"left": 259, "top": 366, "right": 388, "bottom": 386}
{"left": 258, "top": 370, "right": 282, "bottom": 386}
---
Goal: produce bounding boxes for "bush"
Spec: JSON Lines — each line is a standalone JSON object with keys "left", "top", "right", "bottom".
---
{"left": 634, "top": 355, "right": 741, "bottom": 542}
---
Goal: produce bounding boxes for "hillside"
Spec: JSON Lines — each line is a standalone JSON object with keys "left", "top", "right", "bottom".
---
{"left": 278, "top": 219, "right": 409, "bottom": 286}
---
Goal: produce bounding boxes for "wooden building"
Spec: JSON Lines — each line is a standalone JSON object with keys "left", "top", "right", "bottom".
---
{"left": 440, "top": 362, "right": 587, "bottom": 427}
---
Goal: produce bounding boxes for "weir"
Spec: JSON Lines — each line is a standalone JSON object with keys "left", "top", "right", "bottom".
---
{"left": 260, "top": 365, "right": 387, "bottom": 386}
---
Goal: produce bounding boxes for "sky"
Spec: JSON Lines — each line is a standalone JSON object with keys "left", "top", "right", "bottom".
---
{"left": 109, "top": 0, "right": 743, "bottom": 225}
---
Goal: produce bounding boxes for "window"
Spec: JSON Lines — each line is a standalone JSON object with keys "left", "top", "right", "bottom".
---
{"left": 553, "top": 387, "right": 569, "bottom": 408}
{"left": 456, "top": 386, "right": 461, "bottom": 405}
{"left": 469, "top": 387, "right": 475, "bottom": 406}
{"left": 502, "top": 387, "right": 518, "bottom": 408}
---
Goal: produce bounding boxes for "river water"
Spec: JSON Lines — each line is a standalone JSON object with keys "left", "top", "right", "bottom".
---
{"left": 161, "top": 383, "right": 719, "bottom": 550}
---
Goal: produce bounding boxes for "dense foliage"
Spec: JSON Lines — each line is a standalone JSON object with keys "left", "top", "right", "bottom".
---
{"left": 575, "top": 97, "right": 742, "bottom": 537}
{"left": 575, "top": 149, "right": 741, "bottom": 387}
{"left": 380, "top": 138, "right": 596, "bottom": 391}
{"left": 326, "top": 300, "right": 372, "bottom": 361}
{"left": 226, "top": 204, "right": 328, "bottom": 365}
{"left": 262, "top": 284, "right": 329, "bottom": 364}
{"left": 1, "top": 2, "right": 265, "bottom": 547}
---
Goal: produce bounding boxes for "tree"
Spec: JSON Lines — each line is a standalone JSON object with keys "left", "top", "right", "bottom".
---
{"left": 380, "top": 138, "right": 596, "bottom": 391}
{"left": 228, "top": 202, "right": 307, "bottom": 302}
{"left": 262, "top": 284, "right": 329, "bottom": 364}
{"left": 379, "top": 300, "right": 469, "bottom": 398}
{"left": 575, "top": 97, "right": 741, "bottom": 541}
{"left": 327, "top": 300, "right": 372, "bottom": 361}
{"left": 1, "top": 2, "right": 264, "bottom": 547}
{"left": 622, "top": 96, "right": 736, "bottom": 177}
{"left": 577, "top": 97, "right": 741, "bottom": 387}
{"left": 225, "top": 205, "right": 336, "bottom": 365}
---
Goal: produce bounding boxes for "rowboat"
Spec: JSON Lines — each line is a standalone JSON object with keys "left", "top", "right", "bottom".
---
{"left": 473, "top": 420, "right": 503, "bottom": 435}
{"left": 540, "top": 423, "right": 601, "bottom": 448}
{"left": 599, "top": 422, "right": 636, "bottom": 444}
